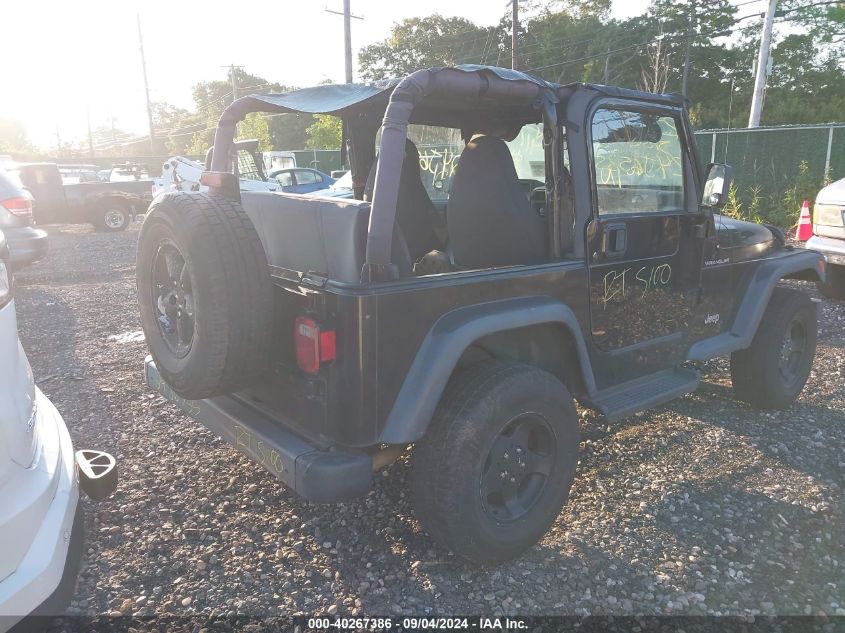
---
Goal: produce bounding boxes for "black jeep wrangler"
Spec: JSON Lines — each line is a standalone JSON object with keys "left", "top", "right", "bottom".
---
{"left": 137, "top": 65, "right": 824, "bottom": 563}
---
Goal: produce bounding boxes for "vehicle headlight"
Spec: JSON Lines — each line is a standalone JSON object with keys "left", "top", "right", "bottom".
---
{"left": 0, "top": 260, "right": 11, "bottom": 309}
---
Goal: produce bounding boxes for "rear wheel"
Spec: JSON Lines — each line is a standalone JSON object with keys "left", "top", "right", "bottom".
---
{"left": 136, "top": 192, "right": 274, "bottom": 399}
{"left": 410, "top": 361, "right": 580, "bottom": 563}
{"left": 730, "top": 287, "right": 817, "bottom": 409}
{"left": 819, "top": 263, "right": 845, "bottom": 301}
{"left": 92, "top": 200, "right": 130, "bottom": 232}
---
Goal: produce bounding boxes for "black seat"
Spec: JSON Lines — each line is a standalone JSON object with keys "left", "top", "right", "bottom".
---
{"left": 365, "top": 139, "right": 439, "bottom": 262}
{"left": 447, "top": 135, "right": 547, "bottom": 269}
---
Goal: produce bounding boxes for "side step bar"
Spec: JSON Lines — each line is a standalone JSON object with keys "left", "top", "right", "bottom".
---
{"left": 587, "top": 367, "right": 699, "bottom": 422}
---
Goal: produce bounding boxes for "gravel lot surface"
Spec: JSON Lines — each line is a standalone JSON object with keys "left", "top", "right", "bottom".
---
{"left": 12, "top": 224, "right": 844, "bottom": 620}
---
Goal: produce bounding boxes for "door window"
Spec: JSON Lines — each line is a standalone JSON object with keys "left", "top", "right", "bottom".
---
{"left": 591, "top": 109, "right": 685, "bottom": 216}
{"left": 275, "top": 172, "right": 293, "bottom": 187}
{"left": 294, "top": 170, "right": 317, "bottom": 185}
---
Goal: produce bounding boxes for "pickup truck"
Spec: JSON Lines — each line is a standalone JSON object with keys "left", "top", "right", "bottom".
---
{"left": 136, "top": 65, "right": 824, "bottom": 563}
{"left": 11, "top": 162, "right": 153, "bottom": 231}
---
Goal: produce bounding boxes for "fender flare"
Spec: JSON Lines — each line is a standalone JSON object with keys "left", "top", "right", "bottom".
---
{"left": 378, "top": 296, "right": 596, "bottom": 444}
{"left": 687, "top": 248, "right": 824, "bottom": 361}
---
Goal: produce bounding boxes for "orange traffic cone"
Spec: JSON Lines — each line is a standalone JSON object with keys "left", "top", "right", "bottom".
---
{"left": 795, "top": 199, "right": 812, "bottom": 241}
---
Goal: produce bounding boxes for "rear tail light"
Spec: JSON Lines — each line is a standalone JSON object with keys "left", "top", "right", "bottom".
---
{"left": 294, "top": 316, "right": 336, "bottom": 375}
{"left": 1, "top": 196, "right": 33, "bottom": 222}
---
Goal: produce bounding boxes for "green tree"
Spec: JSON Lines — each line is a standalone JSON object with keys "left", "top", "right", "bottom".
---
{"left": 358, "top": 15, "right": 496, "bottom": 81}
{"left": 305, "top": 115, "right": 342, "bottom": 149}
{"left": 238, "top": 113, "right": 272, "bottom": 151}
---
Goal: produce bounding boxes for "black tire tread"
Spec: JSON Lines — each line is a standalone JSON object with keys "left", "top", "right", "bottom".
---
{"left": 410, "top": 361, "right": 579, "bottom": 563}
{"left": 730, "top": 286, "right": 817, "bottom": 409}
{"left": 137, "top": 192, "right": 273, "bottom": 398}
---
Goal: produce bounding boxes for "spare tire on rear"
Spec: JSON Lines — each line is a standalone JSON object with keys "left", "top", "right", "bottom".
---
{"left": 137, "top": 192, "right": 274, "bottom": 399}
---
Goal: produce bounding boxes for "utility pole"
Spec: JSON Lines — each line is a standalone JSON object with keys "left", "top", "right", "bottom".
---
{"left": 326, "top": 2, "right": 363, "bottom": 83}
{"left": 86, "top": 108, "right": 94, "bottom": 158}
{"left": 219, "top": 65, "right": 244, "bottom": 104}
{"left": 681, "top": 0, "right": 695, "bottom": 97}
{"left": 603, "top": 48, "right": 610, "bottom": 85}
{"left": 137, "top": 14, "right": 155, "bottom": 155}
{"left": 343, "top": 0, "right": 352, "bottom": 83}
{"left": 222, "top": 65, "right": 244, "bottom": 102}
{"left": 512, "top": 0, "right": 519, "bottom": 71}
{"left": 748, "top": 0, "right": 777, "bottom": 127}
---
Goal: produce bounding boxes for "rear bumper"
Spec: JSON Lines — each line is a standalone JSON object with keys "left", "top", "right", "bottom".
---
{"left": 806, "top": 235, "right": 845, "bottom": 266}
{"left": 7, "top": 507, "right": 84, "bottom": 633}
{"left": 0, "top": 389, "right": 78, "bottom": 628}
{"left": 5, "top": 227, "right": 48, "bottom": 271}
{"left": 144, "top": 358, "right": 372, "bottom": 502}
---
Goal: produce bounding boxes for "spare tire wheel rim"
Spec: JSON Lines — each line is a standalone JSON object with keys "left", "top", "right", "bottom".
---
{"left": 778, "top": 317, "right": 807, "bottom": 384}
{"left": 479, "top": 413, "right": 556, "bottom": 523}
{"left": 151, "top": 239, "right": 196, "bottom": 358}
{"left": 105, "top": 209, "right": 126, "bottom": 229}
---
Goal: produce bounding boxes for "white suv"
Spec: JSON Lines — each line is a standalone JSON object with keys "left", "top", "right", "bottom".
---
{"left": 0, "top": 231, "right": 116, "bottom": 631}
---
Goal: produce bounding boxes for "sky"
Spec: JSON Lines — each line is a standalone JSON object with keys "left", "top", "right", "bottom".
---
{"left": 2, "top": 0, "right": 653, "bottom": 148}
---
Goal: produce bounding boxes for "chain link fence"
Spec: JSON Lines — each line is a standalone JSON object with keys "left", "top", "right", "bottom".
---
{"left": 694, "top": 124, "right": 845, "bottom": 226}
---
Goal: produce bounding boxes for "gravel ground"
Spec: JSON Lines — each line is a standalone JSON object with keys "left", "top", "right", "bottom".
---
{"left": 11, "top": 224, "right": 844, "bottom": 620}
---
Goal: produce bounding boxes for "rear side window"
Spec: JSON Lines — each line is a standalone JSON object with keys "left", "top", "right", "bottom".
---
{"left": 591, "top": 108, "right": 685, "bottom": 215}
{"left": 295, "top": 170, "right": 317, "bottom": 185}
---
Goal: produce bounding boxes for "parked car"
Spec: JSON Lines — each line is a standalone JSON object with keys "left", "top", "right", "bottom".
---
{"left": 10, "top": 163, "right": 153, "bottom": 231}
{"left": 0, "top": 230, "right": 117, "bottom": 631}
{"left": 269, "top": 168, "right": 335, "bottom": 194}
{"left": 0, "top": 168, "right": 48, "bottom": 270}
{"left": 806, "top": 177, "right": 845, "bottom": 299}
{"left": 137, "top": 65, "right": 823, "bottom": 564}
{"left": 56, "top": 165, "right": 100, "bottom": 185}
{"left": 305, "top": 169, "right": 353, "bottom": 199}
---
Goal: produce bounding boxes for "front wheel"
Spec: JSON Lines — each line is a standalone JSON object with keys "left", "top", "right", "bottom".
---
{"left": 92, "top": 201, "right": 130, "bottom": 232}
{"left": 410, "top": 361, "right": 580, "bottom": 564}
{"left": 730, "top": 287, "right": 817, "bottom": 409}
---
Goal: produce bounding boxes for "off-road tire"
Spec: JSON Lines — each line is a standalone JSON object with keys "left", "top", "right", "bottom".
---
{"left": 92, "top": 199, "right": 130, "bottom": 232}
{"left": 730, "top": 286, "right": 817, "bottom": 409}
{"left": 410, "top": 361, "right": 580, "bottom": 563}
{"left": 819, "top": 263, "right": 845, "bottom": 301}
{"left": 137, "top": 192, "right": 274, "bottom": 399}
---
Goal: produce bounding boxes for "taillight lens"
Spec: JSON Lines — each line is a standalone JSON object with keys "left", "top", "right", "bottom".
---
{"left": 1, "top": 196, "right": 33, "bottom": 222}
{"left": 294, "top": 316, "right": 336, "bottom": 375}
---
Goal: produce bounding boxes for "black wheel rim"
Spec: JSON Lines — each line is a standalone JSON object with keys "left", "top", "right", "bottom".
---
{"left": 151, "top": 239, "right": 195, "bottom": 358}
{"left": 778, "top": 317, "right": 807, "bottom": 384}
{"left": 480, "top": 413, "right": 555, "bottom": 523}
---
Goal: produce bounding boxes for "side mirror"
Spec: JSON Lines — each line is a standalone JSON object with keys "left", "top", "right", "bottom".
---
{"left": 701, "top": 163, "right": 733, "bottom": 209}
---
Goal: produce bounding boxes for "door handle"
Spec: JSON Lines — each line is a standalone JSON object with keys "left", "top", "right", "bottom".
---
{"left": 602, "top": 223, "right": 627, "bottom": 257}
